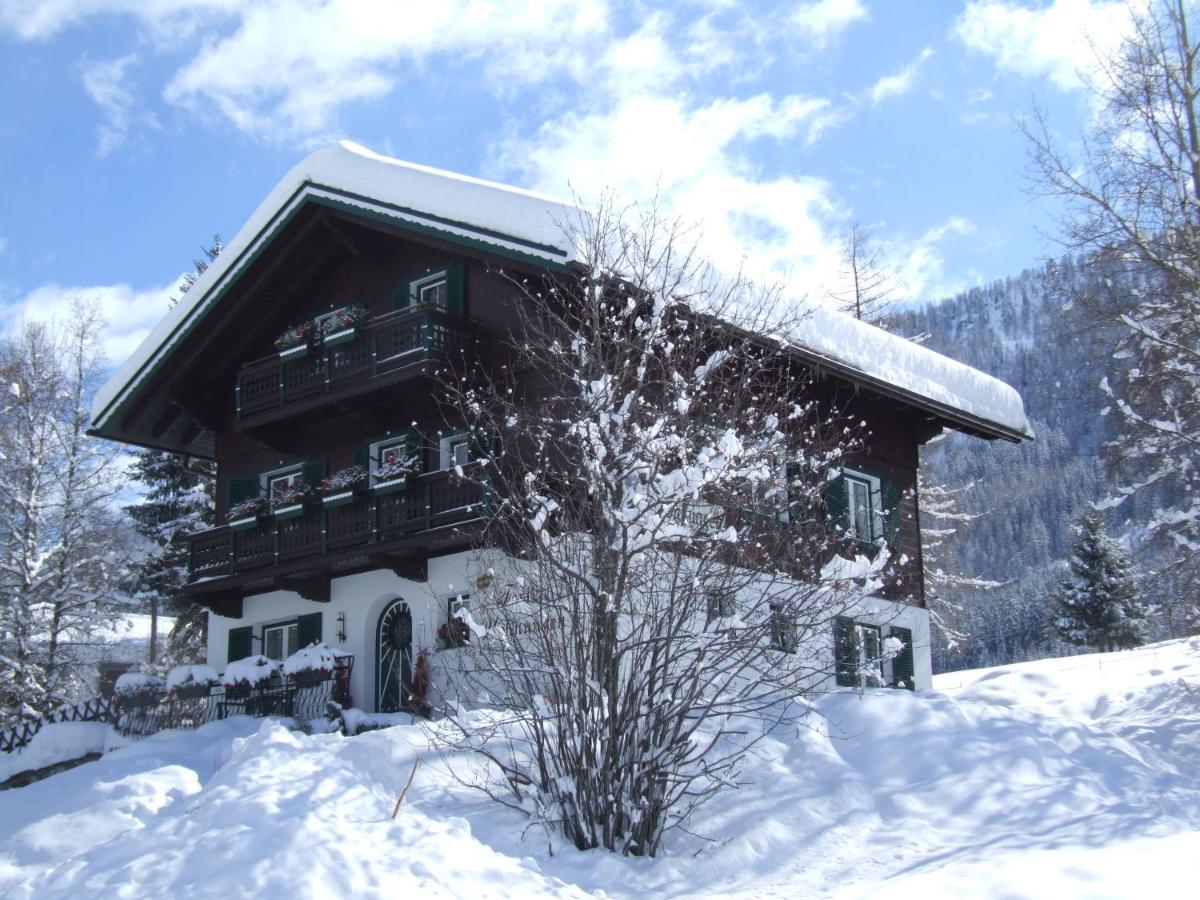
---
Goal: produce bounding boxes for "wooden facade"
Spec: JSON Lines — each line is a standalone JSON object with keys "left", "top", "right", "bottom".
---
{"left": 91, "top": 178, "right": 1014, "bottom": 625}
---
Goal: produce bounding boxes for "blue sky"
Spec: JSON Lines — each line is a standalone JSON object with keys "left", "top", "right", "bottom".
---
{"left": 0, "top": 0, "right": 1129, "bottom": 363}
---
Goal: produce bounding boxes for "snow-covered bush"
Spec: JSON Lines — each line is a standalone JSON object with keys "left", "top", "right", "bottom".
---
{"left": 113, "top": 672, "right": 166, "bottom": 706}
{"left": 166, "top": 664, "right": 219, "bottom": 698}
{"left": 431, "top": 200, "right": 889, "bottom": 856}
{"left": 222, "top": 656, "right": 279, "bottom": 695}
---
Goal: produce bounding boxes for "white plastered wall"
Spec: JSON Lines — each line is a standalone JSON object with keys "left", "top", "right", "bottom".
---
{"left": 206, "top": 547, "right": 933, "bottom": 709}
{"left": 206, "top": 547, "right": 508, "bottom": 711}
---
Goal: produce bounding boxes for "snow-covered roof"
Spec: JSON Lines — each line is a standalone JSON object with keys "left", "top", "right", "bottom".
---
{"left": 91, "top": 141, "right": 1032, "bottom": 442}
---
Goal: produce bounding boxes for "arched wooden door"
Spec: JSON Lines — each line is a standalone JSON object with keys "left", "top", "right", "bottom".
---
{"left": 376, "top": 600, "right": 413, "bottom": 712}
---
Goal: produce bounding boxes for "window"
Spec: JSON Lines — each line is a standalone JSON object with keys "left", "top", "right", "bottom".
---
{"left": 411, "top": 271, "right": 449, "bottom": 310}
{"left": 834, "top": 616, "right": 888, "bottom": 688}
{"left": 263, "top": 621, "right": 299, "bottom": 661}
{"left": 370, "top": 436, "right": 417, "bottom": 484}
{"left": 706, "top": 591, "right": 735, "bottom": 627}
{"left": 439, "top": 432, "right": 471, "bottom": 470}
{"left": 841, "top": 468, "right": 882, "bottom": 543}
{"left": 440, "top": 594, "right": 472, "bottom": 647}
{"left": 314, "top": 306, "right": 347, "bottom": 336}
{"left": 262, "top": 465, "right": 303, "bottom": 506}
{"left": 769, "top": 602, "right": 798, "bottom": 653}
{"left": 852, "top": 623, "right": 884, "bottom": 687}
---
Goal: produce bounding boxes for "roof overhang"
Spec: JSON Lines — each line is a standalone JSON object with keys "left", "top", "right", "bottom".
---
{"left": 91, "top": 182, "right": 573, "bottom": 437}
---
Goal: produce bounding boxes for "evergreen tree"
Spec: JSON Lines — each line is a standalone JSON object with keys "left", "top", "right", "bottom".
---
{"left": 123, "top": 237, "right": 220, "bottom": 665}
{"left": 123, "top": 453, "right": 213, "bottom": 664}
{"left": 1055, "top": 512, "right": 1147, "bottom": 652}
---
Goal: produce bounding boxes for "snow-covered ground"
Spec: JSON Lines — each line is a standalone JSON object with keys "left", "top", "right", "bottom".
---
{"left": 2, "top": 638, "right": 1197, "bottom": 898}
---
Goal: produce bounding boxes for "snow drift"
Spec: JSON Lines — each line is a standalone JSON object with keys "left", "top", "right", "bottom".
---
{"left": 3, "top": 639, "right": 1197, "bottom": 897}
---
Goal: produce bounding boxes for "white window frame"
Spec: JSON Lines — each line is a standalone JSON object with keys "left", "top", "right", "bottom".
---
{"left": 370, "top": 436, "right": 415, "bottom": 484}
{"left": 852, "top": 622, "right": 886, "bottom": 688}
{"left": 439, "top": 432, "right": 471, "bottom": 470}
{"left": 261, "top": 464, "right": 303, "bottom": 504}
{"left": 842, "top": 467, "right": 883, "bottom": 543}
{"left": 769, "top": 602, "right": 798, "bottom": 653}
{"left": 263, "top": 620, "right": 300, "bottom": 662}
{"left": 410, "top": 271, "right": 450, "bottom": 310}
{"left": 447, "top": 593, "right": 472, "bottom": 645}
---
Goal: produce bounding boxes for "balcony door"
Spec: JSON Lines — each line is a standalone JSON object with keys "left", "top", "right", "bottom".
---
{"left": 376, "top": 599, "right": 413, "bottom": 712}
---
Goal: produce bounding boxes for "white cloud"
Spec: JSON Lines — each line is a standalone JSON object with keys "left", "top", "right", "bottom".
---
{"left": 162, "top": 0, "right": 610, "bottom": 141}
{"left": 3, "top": 279, "right": 182, "bottom": 364}
{"left": 868, "top": 47, "right": 934, "bottom": 105}
{"left": 492, "top": 92, "right": 847, "bottom": 288}
{"left": 887, "top": 216, "right": 977, "bottom": 301}
{"left": 81, "top": 54, "right": 147, "bottom": 155}
{"left": 954, "top": 0, "right": 1130, "bottom": 91}
{"left": 790, "top": 0, "right": 868, "bottom": 47}
{"left": 0, "top": 0, "right": 240, "bottom": 41}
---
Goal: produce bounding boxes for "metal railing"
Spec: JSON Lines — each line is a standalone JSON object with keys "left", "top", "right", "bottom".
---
{"left": 236, "top": 307, "right": 474, "bottom": 419}
{"left": 0, "top": 658, "right": 355, "bottom": 760}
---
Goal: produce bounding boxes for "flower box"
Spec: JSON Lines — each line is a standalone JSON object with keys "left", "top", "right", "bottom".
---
{"left": 322, "top": 489, "right": 360, "bottom": 508}
{"left": 321, "top": 326, "right": 359, "bottom": 347}
{"left": 223, "top": 681, "right": 253, "bottom": 700}
{"left": 373, "top": 476, "right": 409, "bottom": 495}
{"left": 290, "top": 668, "right": 331, "bottom": 686}
{"left": 274, "top": 321, "right": 313, "bottom": 354}
{"left": 173, "top": 684, "right": 212, "bottom": 701}
{"left": 278, "top": 342, "right": 310, "bottom": 361}
{"left": 320, "top": 466, "right": 367, "bottom": 507}
{"left": 272, "top": 502, "right": 306, "bottom": 520}
{"left": 227, "top": 495, "right": 268, "bottom": 530}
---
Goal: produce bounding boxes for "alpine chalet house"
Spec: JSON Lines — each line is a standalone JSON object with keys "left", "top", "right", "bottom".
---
{"left": 90, "top": 142, "right": 1032, "bottom": 712}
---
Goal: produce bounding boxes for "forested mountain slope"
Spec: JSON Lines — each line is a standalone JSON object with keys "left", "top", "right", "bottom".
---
{"left": 895, "top": 257, "right": 1153, "bottom": 670}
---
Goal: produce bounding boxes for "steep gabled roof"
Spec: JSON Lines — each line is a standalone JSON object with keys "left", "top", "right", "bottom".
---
{"left": 92, "top": 141, "right": 1033, "bottom": 443}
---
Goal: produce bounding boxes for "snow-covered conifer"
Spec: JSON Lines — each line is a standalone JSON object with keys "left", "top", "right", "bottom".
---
{"left": 1055, "top": 512, "right": 1147, "bottom": 652}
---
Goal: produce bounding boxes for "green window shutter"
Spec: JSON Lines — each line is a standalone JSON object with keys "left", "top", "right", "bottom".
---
{"left": 834, "top": 616, "right": 857, "bottom": 686}
{"left": 302, "top": 458, "right": 327, "bottom": 489}
{"left": 469, "top": 428, "right": 495, "bottom": 461}
{"left": 352, "top": 445, "right": 369, "bottom": 470}
{"left": 446, "top": 264, "right": 465, "bottom": 316}
{"left": 297, "top": 612, "right": 323, "bottom": 649}
{"left": 882, "top": 478, "right": 902, "bottom": 550}
{"left": 403, "top": 427, "right": 425, "bottom": 474}
{"left": 228, "top": 476, "right": 260, "bottom": 508}
{"left": 228, "top": 626, "right": 253, "bottom": 663}
{"left": 392, "top": 285, "right": 412, "bottom": 311}
{"left": 890, "top": 625, "right": 915, "bottom": 690}
{"left": 824, "top": 472, "right": 848, "bottom": 533}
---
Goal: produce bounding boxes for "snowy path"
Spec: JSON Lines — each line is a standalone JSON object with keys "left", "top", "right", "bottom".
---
{"left": 2, "top": 638, "right": 1198, "bottom": 898}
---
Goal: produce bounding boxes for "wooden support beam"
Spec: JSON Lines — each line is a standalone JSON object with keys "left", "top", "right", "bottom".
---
{"left": 204, "top": 593, "right": 243, "bottom": 619}
{"left": 370, "top": 553, "right": 427, "bottom": 582}
{"left": 278, "top": 574, "right": 331, "bottom": 603}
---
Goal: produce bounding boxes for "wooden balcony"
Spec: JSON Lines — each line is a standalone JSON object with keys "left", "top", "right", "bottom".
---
{"left": 185, "top": 470, "right": 489, "bottom": 603}
{"left": 235, "top": 307, "right": 476, "bottom": 427}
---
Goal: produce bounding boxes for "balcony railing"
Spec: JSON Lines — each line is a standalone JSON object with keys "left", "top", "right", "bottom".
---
{"left": 235, "top": 307, "right": 475, "bottom": 420}
{"left": 187, "top": 471, "right": 488, "bottom": 582}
